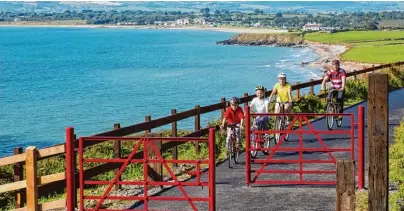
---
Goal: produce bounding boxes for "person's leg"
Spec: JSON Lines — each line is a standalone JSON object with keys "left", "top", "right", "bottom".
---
{"left": 337, "top": 90, "right": 345, "bottom": 114}
{"left": 326, "top": 90, "right": 333, "bottom": 103}
{"left": 284, "top": 103, "right": 291, "bottom": 125}
{"left": 226, "top": 127, "right": 231, "bottom": 150}
{"left": 235, "top": 127, "right": 241, "bottom": 148}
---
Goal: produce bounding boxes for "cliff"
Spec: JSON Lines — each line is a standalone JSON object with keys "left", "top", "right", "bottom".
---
{"left": 216, "top": 33, "right": 305, "bottom": 47}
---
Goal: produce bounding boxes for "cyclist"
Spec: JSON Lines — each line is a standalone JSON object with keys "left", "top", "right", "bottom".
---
{"left": 268, "top": 72, "right": 293, "bottom": 125}
{"left": 321, "top": 59, "right": 346, "bottom": 119}
{"left": 250, "top": 85, "right": 270, "bottom": 130}
{"left": 220, "top": 97, "right": 244, "bottom": 149}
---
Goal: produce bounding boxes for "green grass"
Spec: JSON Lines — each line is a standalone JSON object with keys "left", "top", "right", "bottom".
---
{"left": 341, "top": 45, "right": 404, "bottom": 63}
{"left": 305, "top": 31, "right": 404, "bottom": 63}
{"left": 305, "top": 31, "right": 404, "bottom": 44}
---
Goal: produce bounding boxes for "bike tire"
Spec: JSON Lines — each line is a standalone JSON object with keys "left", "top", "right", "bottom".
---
{"left": 336, "top": 104, "right": 343, "bottom": 127}
{"left": 281, "top": 119, "right": 289, "bottom": 142}
{"left": 250, "top": 133, "right": 258, "bottom": 158}
{"left": 234, "top": 145, "right": 240, "bottom": 164}
{"left": 262, "top": 136, "right": 271, "bottom": 155}
{"left": 228, "top": 141, "right": 232, "bottom": 168}
{"left": 337, "top": 117, "right": 343, "bottom": 127}
{"left": 274, "top": 117, "right": 281, "bottom": 143}
{"left": 326, "top": 103, "right": 334, "bottom": 130}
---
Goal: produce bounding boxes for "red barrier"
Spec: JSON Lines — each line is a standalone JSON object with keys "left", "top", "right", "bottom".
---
{"left": 67, "top": 128, "right": 216, "bottom": 211}
{"left": 245, "top": 107, "right": 364, "bottom": 186}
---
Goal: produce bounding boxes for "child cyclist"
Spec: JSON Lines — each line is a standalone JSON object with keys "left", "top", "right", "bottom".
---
{"left": 220, "top": 97, "right": 244, "bottom": 150}
{"left": 250, "top": 85, "right": 270, "bottom": 130}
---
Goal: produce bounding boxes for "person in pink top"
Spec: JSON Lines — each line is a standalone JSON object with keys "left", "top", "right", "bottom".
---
{"left": 321, "top": 59, "right": 346, "bottom": 119}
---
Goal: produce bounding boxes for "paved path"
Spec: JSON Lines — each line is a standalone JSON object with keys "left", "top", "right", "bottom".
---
{"left": 129, "top": 88, "right": 404, "bottom": 211}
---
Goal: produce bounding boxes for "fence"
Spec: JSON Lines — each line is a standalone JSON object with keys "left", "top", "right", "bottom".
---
{"left": 244, "top": 106, "right": 364, "bottom": 186}
{"left": 0, "top": 61, "right": 403, "bottom": 210}
{"left": 67, "top": 128, "right": 216, "bottom": 211}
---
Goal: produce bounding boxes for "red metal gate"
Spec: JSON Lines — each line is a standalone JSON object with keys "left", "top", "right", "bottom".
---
{"left": 244, "top": 106, "right": 364, "bottom": 187}
{"left": 66, "top": 128, "right": 216, "bottom": 211}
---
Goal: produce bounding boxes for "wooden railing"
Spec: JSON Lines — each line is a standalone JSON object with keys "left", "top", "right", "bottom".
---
{"left": 0, "top": 61, "right": 403, "bottom": 210}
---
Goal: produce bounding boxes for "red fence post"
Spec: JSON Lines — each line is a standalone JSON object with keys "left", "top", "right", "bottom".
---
{"left": 114, "top": 123, "right": 121, "bottom": 191}
{"left": 66, "top": 127, "right": 75, "bottom": 211}
{"left": 358, "top": 106, "right": 365, "bottom": 190}
{"left": 208, "top": 128, "right": 216, "bottom": 211}
{"left": 245, "top": 106, "right": 251, "bottom": 187}
{"left": 351, "top": 114, "right": 355, "bottom": 161}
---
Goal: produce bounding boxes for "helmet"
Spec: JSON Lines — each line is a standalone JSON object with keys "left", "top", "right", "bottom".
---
{"left": 255, "top": 85, "right": 265, "bottom": 91}
{"left": 332, "top": 59, "right": 340, "bottom": 65}
{"left": 278, "top": 72, "right": 286, "bottom": 78}
{"left": 229, "top": 97, "right": 240, "bottom": 105}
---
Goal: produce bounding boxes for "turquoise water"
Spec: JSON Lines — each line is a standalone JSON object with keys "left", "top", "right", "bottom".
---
{"left": 0, "top": 27, "right": 321, "bottom": 156}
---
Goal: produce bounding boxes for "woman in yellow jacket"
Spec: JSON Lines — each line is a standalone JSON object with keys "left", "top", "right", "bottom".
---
{"left": 267, "top": 72, "right": 293, "bottom": 125}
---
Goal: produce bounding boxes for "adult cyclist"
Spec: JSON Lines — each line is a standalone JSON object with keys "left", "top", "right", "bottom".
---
{"left": 268, "top": 72, "right": 293, "bottom": 125}
{"left": 320, "top": 59, "right": 346, "bottom": 119}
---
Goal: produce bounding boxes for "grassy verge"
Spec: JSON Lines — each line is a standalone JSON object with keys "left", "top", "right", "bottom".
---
{"left": 304, "top": 31, "right": 404, "bottom": 64}
{"left": 0, "top": 66, "right": 403, "bottom": 210}
{"left": 355, "top": 117, "right": 404, "bottom": 211}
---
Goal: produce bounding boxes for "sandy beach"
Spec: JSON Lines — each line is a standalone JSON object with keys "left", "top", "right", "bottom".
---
{"left": 305, "top": 41, "right": 374, "bottom": 73}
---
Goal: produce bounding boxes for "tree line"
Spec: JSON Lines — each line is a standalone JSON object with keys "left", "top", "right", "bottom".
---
{"left": 1, "top": 9, "right": 404, "bottom": 30}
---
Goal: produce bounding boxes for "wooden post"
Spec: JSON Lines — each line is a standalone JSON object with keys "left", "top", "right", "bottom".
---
{"left": 171, "top": 109, "right": 178, "bottom": 167}
{"left": 295, "top": 82, "right": 300, "bottom": 101}
{"left": 114, "top": 123, "right": 121, "bottom": 191}
{"left": 194, "top": 105, "right": 201, "bottom": 154}
{"left": 148, "top": 134, "right": 162, "bottom": 183}
{"left": 310, "top": 79, "right": 314, "bottom": 95}
{"left": 221, "top": 98, "right": 226, "bottom": 120}
{"left": 243, "top": 93, "right": 248, "bottom": 107}
{"left": 353, "top": 70, "right": 357, "bottom": 80}
{"left": 14, "top": 147, "right": 24, "bottom": 208}
{"left": 368, "top": 73, "right": 389, "bottom": 211}
{"left": 336, "top": 160, "right": 355, "bottom": 211}
{"left": 145, "top": 116, "right": 151, "bottom": 136}
{"left": 26, "top": 146, "right": 38, "bottom": 211}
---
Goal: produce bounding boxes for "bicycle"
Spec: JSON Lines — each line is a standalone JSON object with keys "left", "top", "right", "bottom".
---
{"left": 325, "top": 89, "right": 343, "bottom": 130}
{"left": 250, "top": 117, "right": 271, "bottom": 158}
{"left": 225, "top": 124, "right": 241, "bottom": 168}
{"left": 273, "top": 102, "right": 290, "bottom": 143}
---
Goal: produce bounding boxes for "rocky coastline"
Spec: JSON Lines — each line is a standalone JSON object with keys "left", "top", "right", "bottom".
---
{"left": 216, "top": 33, "right": 374, "bottom": 72}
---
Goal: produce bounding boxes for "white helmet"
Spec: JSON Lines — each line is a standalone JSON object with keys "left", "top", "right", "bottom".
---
{"left": 278, "top": 72, "right": 287, "bottom": 78}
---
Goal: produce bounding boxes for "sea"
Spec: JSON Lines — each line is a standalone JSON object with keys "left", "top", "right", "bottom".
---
{"left": 0, "top": 27, "right": 323, "bottom": 156}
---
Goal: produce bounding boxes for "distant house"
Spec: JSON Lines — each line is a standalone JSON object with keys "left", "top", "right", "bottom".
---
{"left": 176, "top": 18, "right": 190, "bottom": 25}
{"left": 303, "top": 22, "right": 321, "bottom": 31}
{"left": 154, "top": 21, "right": 163, "bottom": 25}
{"left": 320, "top": 26, "right": 335, "bottom": 31}
{"left": 193, "top": 17, "right": 206, "bottom": 25}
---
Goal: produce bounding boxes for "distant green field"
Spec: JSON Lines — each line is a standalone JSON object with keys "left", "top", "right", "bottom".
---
{"left": 342, "top": 45, "right": 404, "bottom": 63}
{"left": 305, "top": 31, "right": 404, "bottom": 63}
{"left": 305, "top": 31, "right": 404, "bottom": 43}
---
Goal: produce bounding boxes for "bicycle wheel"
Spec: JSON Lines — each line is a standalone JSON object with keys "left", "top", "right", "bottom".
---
{"left": 250, "top": 133, "right": 258, "bottom": 158}
{"left": 262, "top": 135, "right": 271, "bottom": 155}
{"left": 233, "top": 142, "right": 240, "bottom": 164}
{"left": 336, "top": 104, "right": 343, "bottom": 127}
{"left": 326, "top": 103, "right": 334, "bottom": 130}
{"left": 228, "top": 140, "right": 232, "bottom": 168}
{"left": 281, "top": 118, "right": 289, "bottom": 142}
{"left": 274, "top": 117, "right": 281, "bottom": 143}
